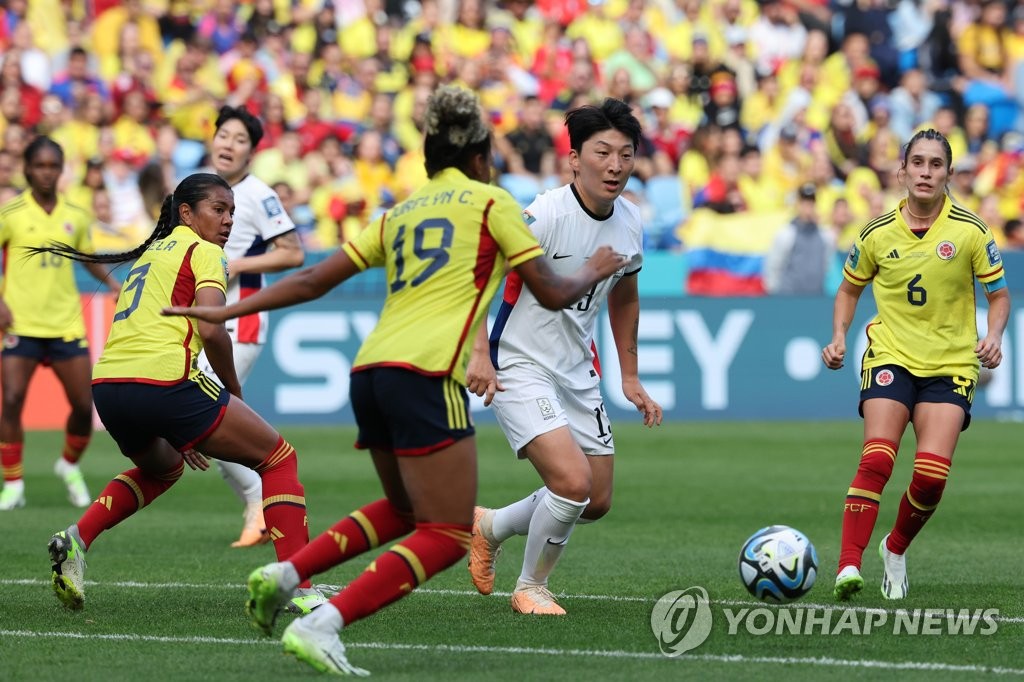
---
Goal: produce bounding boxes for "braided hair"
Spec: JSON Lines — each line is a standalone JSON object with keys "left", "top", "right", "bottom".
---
{"left": 24, "top": 173, "right": 231, "bottom": 264}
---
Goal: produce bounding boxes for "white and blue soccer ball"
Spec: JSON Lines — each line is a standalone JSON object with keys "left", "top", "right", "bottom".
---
{"left": 738, "top": 525, "right": 818, "bottom": 603}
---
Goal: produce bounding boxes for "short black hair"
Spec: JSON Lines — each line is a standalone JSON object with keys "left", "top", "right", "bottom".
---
{"left": 565, "top": 98, "right": 642, "bottom": 153}
{"left": 214, "top": 105, "right": 264, "bottom": 148}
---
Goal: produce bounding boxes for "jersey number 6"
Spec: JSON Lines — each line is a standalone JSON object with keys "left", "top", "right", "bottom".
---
{"left": 907, "top": 274, "right": 927, "bottom": 307}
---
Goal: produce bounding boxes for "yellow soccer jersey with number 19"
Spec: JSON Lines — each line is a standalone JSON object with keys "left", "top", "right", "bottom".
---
{"left": 843, "top": 197, "right": 1005, "bottom": 381}
{"left": 93, "top": 225, "right": 228, "bottom": 385}
{"left": 0, "top": 192, "right": 94, "bottom": 339}
{"left": 342, "top": 167, "right": 544, "bottom": 385}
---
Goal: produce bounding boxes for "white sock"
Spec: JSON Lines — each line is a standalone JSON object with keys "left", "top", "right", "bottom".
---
{"left": 492, "top": 487, "right": 548, "bottom": 542}
{"left": 216, "top": 460, "right": 263, "bottom": 506}
{"left": 518, "top": 491, "right": 588, "bottom": 586}
{"left": 303, "top": 602, "right": 343, "bottom": 632}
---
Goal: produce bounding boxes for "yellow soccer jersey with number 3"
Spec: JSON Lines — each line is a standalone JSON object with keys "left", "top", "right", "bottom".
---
{"left": 843, "top": 197, "right": 1004, "bottom": 380}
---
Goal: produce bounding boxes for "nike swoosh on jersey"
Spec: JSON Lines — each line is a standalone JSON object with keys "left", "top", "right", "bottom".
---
{"left": 552, "top": 253, "right": 573, "bottom": 259}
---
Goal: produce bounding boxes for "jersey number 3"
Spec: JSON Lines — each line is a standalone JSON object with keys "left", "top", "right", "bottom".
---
{"left": 390, "top": 218, "right": 454, "bottom": 293}
{"left": 113, "top": 263, "right": 151, "bottom": 322}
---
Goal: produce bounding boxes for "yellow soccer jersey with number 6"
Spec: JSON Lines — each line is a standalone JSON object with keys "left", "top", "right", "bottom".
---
{"left": 843, "top": 197, "right": 1004, "bottom": 380}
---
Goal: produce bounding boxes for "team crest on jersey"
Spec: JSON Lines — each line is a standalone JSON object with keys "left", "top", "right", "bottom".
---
{"left": 936, "top": 241, "right": 956, "bottom": 260}
{"left": 846, "top": 244, "right": 860, "bottom": 269}
{"left": 987, "top": 240, "right": 1002, "bottom": 266}
{"left": 522, "top": 210, "right": 536, "bottom": 226}
{"left": 63, "top": 222, "right": 74, "bottom": 235}
{"left": 262, "top": 196, "right": 283, "bottom": 218}
{"left": 875, "top": 369, "right": 895, "bottom": 386}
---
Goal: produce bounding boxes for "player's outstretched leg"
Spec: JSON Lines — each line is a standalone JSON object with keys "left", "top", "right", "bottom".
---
{"left": 878, "top": 534, "right": 908, "bottom": 600}
{"left": 281, "top": 612, "right": 370, "bottom": 677}
{"left": 468, "top": 507, "right": 502, "bottom": 594}
{"left": 48, "top": 526, "right": 87, "bottom": 610}
{"left": 833, "top": 565, "right": 864, "bottom": 601}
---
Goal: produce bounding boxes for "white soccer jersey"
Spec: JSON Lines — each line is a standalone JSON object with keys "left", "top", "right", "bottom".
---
{"left": 225, "top": 174, "right": 295, "bottom": 345}
{"left": 490, "top": 183, "right": 644, "bottom": 388}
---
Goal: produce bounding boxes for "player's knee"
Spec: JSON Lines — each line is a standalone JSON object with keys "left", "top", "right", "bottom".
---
{"left": 546, "top": 474, "right": 592, "bottom": 504}
{"left": 1, "top": 389, "right": 27, "bottom": 413}
{"left": 582, "top": 495, "right": 612, "bottom": 521}
{"left": 67, "top": 400, "right": 93, "bottom": 424}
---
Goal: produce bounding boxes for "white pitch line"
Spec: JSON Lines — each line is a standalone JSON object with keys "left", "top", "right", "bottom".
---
{"left": 5, "top": 578, "right": 1023, "bottom": 624}
{"left": 3, "top": 629, "right": 1024, "bottom": 676}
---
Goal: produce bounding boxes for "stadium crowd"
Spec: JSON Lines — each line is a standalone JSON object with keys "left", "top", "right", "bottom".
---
{"left": 3, "top": 0, "right": 1024, "bottom": 294}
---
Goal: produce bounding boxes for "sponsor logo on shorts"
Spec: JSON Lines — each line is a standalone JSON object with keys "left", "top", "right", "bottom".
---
{"left": 536, "top": 397, "right": 556, "bottom": 420}
{"left": 876, "top": 369, "right": 895, "bottom": 386}
{"left": 936, "top": 241, "right": 956, "bottom": 260}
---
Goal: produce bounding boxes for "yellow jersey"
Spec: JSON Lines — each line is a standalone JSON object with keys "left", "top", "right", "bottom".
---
{"left": 0, "top": 192, "right": 94, "bottom": 339}
{"left": 342, "top": 168, "right": 543, "bottom": 384}
{"left": 843, "top": 197, "right": 1005, "bottom": 380}
{"left": 93, "top": 225, "right": 228, "bottom": 385}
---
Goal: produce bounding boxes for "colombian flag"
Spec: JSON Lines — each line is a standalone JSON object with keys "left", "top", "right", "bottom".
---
{"left": 680, "top": 208, "right": 791, "bottom": 296}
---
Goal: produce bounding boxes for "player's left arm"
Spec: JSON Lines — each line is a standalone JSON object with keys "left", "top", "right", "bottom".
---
{"left": 607, "top": 274, "right": 662, "bottom": 427}
{"left": 977, "top": 286, "right": 1010, "bottom": 369}
{"left": 974, "top": 236, "right": 1010, "bottom": 369}
{"left": 82, "top": 261, "right": 121, "bottom": 300}
{"left": 227, "top": 230, "right": 305, "bottom": 277}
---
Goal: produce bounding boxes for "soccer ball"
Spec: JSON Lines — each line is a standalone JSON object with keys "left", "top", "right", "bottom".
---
{"left": 738, "top": 525, "right": 818, "bottom": 603}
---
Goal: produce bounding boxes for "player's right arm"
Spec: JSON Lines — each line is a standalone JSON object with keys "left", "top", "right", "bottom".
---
{"left": 513, "top": 247, "right": 625, "bottom": 310}
{"left": 822, "top": 279, "right": 865, "bottom": 370}
{"left": 195, "top": 285, "right": 242, "bottom": 398}
{"left": 163, "top": 247, "right": 363, "bottom": 323}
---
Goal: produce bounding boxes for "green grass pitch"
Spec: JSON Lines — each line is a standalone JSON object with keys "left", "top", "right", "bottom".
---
{"left": 1, "top": 422, "right": 1021, "bottom": 681}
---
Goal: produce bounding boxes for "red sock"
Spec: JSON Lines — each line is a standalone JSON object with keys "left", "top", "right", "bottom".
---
{"left": 0, "top": 441, "right": 23, "bottom": 482}
{"left": 62, "top": 434, "right": 90, "bottom": 465}
{"left": 255, "top": 438, "right": 309, "bottom": 581}
{"left": 838, "top": 438, "right": 898, "bottom": 571}
{"left": 329, "top": 523, "right": 470, "bottom": 626}
{"left": 289, "top": 498, "right": 414, "bottom": 581}
{"left": 886, "top": 452, "right": 949, "bottom": 554}
{"left": 77, "top": 462, "right": 184, "bottom": 548}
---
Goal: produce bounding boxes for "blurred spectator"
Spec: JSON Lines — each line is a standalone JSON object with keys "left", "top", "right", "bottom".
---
{"left": 840, "top": 7, "right": 899, "bottom": 89}
{"left": 49, "top": 47, "right": 108, "bottom": 109}
{"left": 646, "top": 87, "right": 689, "bottom": 170}
{"left": 1, "top": 50, "right": 42, "bottom": 129}
{"left": 950, "top": 154, "right": 980, "bottom": 211}
{"left": 957, "top": 0, "right": 1017, "bottom": 140}
{"left": 694, "top": 151, "right": 745, "bottom": 214}
{"left": 1004, "top": 218, "right": 1024, "bottom": 250}
{"left": 601, "top": 25, "right": 659, "bottom": 94}
{"left": 763, "top": 183, "right": 834, "bottom": 295}
{"left": 749, "top": 0, "right": 806, "bottom": 76}
{"left": 0, "top": 148, "right": 18, "bottom": 195}
{"left": 197, "top": 0, "right": 243, "bottom": 56}
{"left": 504, "top": 95, "right": 556, "bottom": 181}
{"left": 888, "top": 68, "right": 942, "bottom": 143}
{"left": 102, "top": 148, "right": 148, "bottom": 247}
{"left": 704, "top": 70, "right": 742, "bottom": 133}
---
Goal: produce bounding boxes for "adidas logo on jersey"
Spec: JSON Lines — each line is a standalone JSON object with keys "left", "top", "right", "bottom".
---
{"left": 886, "top": 249, "right": 900, "bottom": 259}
